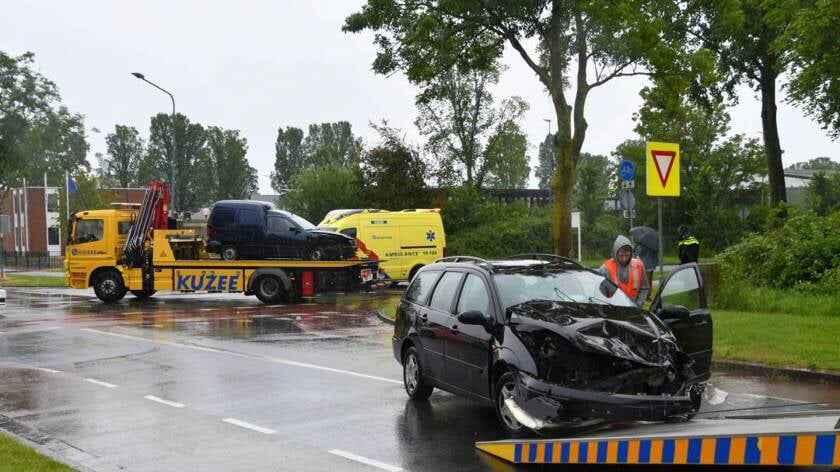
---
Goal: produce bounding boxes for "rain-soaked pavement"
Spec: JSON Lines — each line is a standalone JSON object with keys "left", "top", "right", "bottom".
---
{"left": 1, "top": 287, "right": 838, "bottom": 472}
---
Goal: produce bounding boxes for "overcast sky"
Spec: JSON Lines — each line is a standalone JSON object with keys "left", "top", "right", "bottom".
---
{"left": 3, "top": 1, "right": 837, "bottom": 193}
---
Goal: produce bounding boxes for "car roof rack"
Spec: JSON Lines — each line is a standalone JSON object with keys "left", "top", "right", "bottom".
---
{"left": 434, "top": 256, "right": 494, "bottom": 267}
{"left": 504, "top": 253, "right": 583, "bottom": 268}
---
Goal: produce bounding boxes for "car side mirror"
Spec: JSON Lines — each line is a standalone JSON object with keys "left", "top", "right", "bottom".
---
{"left": 659, "top": 304, "right": 690, "bottom": 319}
{"left": 457, "top": 310, "right": 495, "bottom": 333}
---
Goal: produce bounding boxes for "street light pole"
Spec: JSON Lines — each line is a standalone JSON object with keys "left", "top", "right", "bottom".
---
{"left": 132, "top": 72, "right": 177, "bottom": 215}
{"left": 543, "top": 118, "right": 552, "bottom": 136}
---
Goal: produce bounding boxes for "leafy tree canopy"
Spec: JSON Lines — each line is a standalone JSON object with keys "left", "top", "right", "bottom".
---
{"left": 362, "top": 122, "right": 430, "bottom": 209}
{"left": 284, "top": 164, "right": 365, "bottom": 224}
{"left": 99, "top": 125, "right": 144, "bottom": 188}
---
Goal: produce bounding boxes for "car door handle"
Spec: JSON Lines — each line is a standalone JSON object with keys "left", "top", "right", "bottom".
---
{"left": 419, "top": 313, "right": 428, "bottom": 323}
{"left": 450, "top": 324, "right": 459, "bottom": 333}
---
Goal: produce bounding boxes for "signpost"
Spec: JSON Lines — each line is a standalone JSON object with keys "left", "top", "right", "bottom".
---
{"left": 618, "top": 160, "right": 636, "bottom": 231}
{"left": 0, "top": 214, "right": 9, "bottom": 279}
{"left": 646, "top": 142, "right": 680, "bottom": 278}
{"left": 571, "top": 211, "right": 581, "bottom": 261}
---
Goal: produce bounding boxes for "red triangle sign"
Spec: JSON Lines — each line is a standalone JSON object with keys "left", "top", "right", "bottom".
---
{"left": 651, "top": 150, "right": 676, "bottom": 188}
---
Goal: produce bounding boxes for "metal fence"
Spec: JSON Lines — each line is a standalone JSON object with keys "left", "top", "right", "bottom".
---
{"left": 1, "top": 251, "right": 64, "bottom": 270}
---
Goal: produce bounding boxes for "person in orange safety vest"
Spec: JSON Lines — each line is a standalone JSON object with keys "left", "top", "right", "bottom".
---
{"left": 598, "top": 235, "right": 649, "bottom": 306}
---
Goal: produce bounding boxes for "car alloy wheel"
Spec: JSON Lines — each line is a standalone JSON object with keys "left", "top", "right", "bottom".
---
{"left": 494, "top": 371, "right": 528, "bottom": 437}
{"left": 402, "top": 347, "right": 433, "bottom": 400}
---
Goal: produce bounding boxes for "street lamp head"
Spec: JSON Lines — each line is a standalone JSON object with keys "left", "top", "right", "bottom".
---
{"left": 131, "top": 72, "right": 145, "bottom": 79}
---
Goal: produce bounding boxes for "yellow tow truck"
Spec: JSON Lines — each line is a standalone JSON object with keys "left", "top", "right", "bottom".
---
{"left": 65, "top": 182, "right": 377, "bottom": 304}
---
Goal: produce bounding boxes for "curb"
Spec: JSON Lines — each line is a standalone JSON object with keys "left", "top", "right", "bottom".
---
{"left": 375, "top": 309, "right": 395, "bottom": 325}
{"left": 712, "top": 359, "right": 840, "bottom": 385}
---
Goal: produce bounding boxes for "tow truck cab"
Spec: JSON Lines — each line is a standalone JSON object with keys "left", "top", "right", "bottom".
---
{"left": 65, "top": 208, "right": 135, "bottom": 289}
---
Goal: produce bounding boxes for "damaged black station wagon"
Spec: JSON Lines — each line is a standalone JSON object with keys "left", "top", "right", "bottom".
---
{"left": 392, "top": 255, "right": 712, "bottom": 437}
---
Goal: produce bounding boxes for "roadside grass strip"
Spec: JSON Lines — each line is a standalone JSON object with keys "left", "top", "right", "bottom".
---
{"left": 328, "top": 449, "right": 403, "bottom": 472}
{"left": 144, "top": 395, "right": 185, "bottom": 408}
{"left": 0, "top": 433, "right": 76, "bottom": 472}
{"left": 80, "top": 327, "right": 402, "bottom": 384}
{"left": 222, "top": 418, "right": 276, "bottom": 434}
{"left": 84, "top": 378, "right": 117, "bottom": 388}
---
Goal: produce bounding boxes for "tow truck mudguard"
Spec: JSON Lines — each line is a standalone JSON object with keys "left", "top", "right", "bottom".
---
{"left": 247, "top": 269, "right": 293, "bottom": 294}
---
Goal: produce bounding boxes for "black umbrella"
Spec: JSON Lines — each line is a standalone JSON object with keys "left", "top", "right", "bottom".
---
{"left": 630, "top": 226, "right": 659, "bottom": 251}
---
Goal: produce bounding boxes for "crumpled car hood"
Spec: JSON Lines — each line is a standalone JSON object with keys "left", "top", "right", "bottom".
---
{"left": 508, "top": 300, "right": 682, "bottom": 368}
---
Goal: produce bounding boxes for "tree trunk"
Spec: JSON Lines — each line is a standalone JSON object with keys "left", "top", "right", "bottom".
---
{"left": 760, "top": 63, "right": 786, "bottom": 206}
{"left": 551, "top": 105, "right": 575, "bottom": 257}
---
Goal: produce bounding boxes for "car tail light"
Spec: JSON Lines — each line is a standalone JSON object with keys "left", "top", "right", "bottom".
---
{"left": 301, "top": 271, "right": 314, "bottom": 297}
{"left": 205, "top": 226, "right": 210, "bottom": 239}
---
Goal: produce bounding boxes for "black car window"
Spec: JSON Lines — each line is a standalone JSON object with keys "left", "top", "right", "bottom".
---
{"left": 661, "top": 267, "right": 701, "bottom": 311}
{"left": 456, "top": 274, "right": 491, "bottom": 315}
{"left": 211, "top": 208, "right": 235, "bottom": 228}
{"left": 405, "top": 270, "right": 440, "bottom": 305}
{"left": 429, "top": 271, "right": 463, "bottom": 313}
{"left": 340, "top": 227, "right": 357, "bottom": 239}
{"left": 238, "top": 209, "right": 260, "bottom": 227}
{"left": 268, "top": 216, "right": 295, "bottom": 235}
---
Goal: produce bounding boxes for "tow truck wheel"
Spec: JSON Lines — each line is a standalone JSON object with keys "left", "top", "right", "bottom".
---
{"left": 494, "top": 371, "right": 530, "bottom": 438}
{"left": 403, "top": 347, "right": 433, "bottom": 400}
{"left": 94, "top": 271, "right": 127, "bottom": 303}
{"left": 130, "top": 290, "right": 156, "bottom": 299}
{"left": 255, "top": 275, "right": 285, "bottom": 304}
{"left": 221, "top": 244, "right": 239, "bottom": 261}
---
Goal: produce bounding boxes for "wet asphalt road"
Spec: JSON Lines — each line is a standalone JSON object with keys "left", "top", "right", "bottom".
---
{"left": 1, "top": 288, "right": 838, "bottom": 472}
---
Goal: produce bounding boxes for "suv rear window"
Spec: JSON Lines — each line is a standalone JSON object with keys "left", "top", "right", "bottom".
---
{"left": 404, "top": 270, "right": 440, "bottom": 305}
{"left": 239, "top": 209, "right": 260, "bottom": 227}
{"left": 211, "top": 208, "right": 235, "bottom": 228}
{"left": 429, "top": 272, "right": 463, "bottom": 313}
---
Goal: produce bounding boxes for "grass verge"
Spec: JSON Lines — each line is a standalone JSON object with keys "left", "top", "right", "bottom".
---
{"left": 0, "top": 433, "right": 75, "bottom": 471}
{"left": 713, "top": 310, "right": 840, "bottom": 371}
{"left": 0, "top": 274, "right": 67, "bottom": 287}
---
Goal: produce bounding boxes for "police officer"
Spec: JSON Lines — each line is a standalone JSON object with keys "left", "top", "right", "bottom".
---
{"left": 677, "top": 225, "right": 700, "bottom": 264}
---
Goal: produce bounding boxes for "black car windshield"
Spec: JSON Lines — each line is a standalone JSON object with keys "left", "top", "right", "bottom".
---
{"left": 493, "top": 269, "right": 636, "bottom": 310}
{"left": 288, "top": 213, "right": 315, "bottom": 230}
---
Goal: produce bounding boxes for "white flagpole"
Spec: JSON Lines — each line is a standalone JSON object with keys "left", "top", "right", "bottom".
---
{"left": 65, "top": 170, "right": 70, "bottom": 223}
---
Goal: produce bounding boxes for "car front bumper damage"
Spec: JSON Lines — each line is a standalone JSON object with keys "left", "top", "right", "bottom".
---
{"left": 504, "top": 371, "right": 697, "bottom": 431}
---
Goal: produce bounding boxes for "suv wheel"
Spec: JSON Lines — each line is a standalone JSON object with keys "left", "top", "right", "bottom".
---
{"left": 255, "top": 276, "right": 285, "bottom": 304}
{"left": 494, "top": 371, "right": 530, "bottom": 438}
{"left": 94, "top": 271, "right": 127, "bottom": 303}
{"left": 403, "top": 347, "right": 433, "bottom": 400}
{"left": 221, "top": 244, "right": 239, "bottom": 261}
{"left": 308, "top": 248, "right": 324, "bottom": 261}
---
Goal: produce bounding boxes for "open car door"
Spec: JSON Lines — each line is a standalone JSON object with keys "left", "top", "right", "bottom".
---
{"left": 650, "top": 263, "right": 712, "bottom": 382}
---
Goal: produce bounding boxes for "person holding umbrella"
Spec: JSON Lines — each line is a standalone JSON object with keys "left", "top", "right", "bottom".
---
{"left": 630, "top": 226, "right": 660, "bottom": 300}
{"left": 599, "top": 235, "right": 649, "bottom": 306}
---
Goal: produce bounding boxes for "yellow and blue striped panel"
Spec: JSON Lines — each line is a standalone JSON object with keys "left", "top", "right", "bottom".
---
{"left": 476, "top": 433, "right": 840, "bottom": 466}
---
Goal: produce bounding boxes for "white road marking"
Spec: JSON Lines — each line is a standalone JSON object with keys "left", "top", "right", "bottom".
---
{"left": 328, "top": 450, "right": 402, "bottom": 472}
{"left": 222, "top": 418, "right": 275, "bottom": 434}
{"left": 46, "top": 326, "right": 61, "bottom": 330}
{"left": 81, "top": 328, "right": 402, "bottom": 385}
{"left": 144, "top": 395, "right": 185, "bottom": 408}
{"left": 34, "top": 367, "right": 61, "bottom": 373}
{"left": 84, "top": 378, "right": 117, "bottom": 388}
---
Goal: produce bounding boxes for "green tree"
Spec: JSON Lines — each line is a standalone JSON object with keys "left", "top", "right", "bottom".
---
{"left": 415, "top": 67, "right": 528, "bottom": 188}
{"left": 303, "top": 121, "right": 363, "bottom": 168}
{"left": 535, "top": 134, "right": 555, "bottom": 190}
{"left": 147, "top": 113, "right": 206, "bottom": 211}
{"left": 790, "top": 157, "right": 840, "bottom": 171}
{"left": 806, "top": 172, "right": 840, "bottom": 216}
{"left": 195, "top": 127, "right": 258, "bottom": 205}
{"left": 784, "top": 0, "right": 840, "bottom": 139}
{"left": 483, "top": 120, "right": 531, "bottom": 189}
{"left": 345, "top": 0, "right": 697, "bottom": 256}
{"left": 271, "top": 126, "right": 305, "bottom": 193}
{"left": 24, "top": 107, "right": 90, "bottom": 186}
{"left": 574, "top": 153, "right": 611, "bottom": 226}
{"left": 100, "top": 125, "right": 144, "bottom": 188}
{"left": 0, "top": 51, "right": 59, "bottom": 190}
{"left": 363, "top": 122, "right": 429, "bottom": 209}
{"left": 690, "top": 0, "right": 805, "bottom": 207}
{"left": 284, "top": 164, "right": 365, "bottom": 223}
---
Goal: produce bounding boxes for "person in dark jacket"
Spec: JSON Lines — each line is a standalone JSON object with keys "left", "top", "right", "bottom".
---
{"left": 677, "top": 225, "right": 700, "bottom": 264}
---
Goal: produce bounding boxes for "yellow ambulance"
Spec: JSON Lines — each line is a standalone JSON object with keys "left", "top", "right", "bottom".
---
{"left": 318, "top": 209, "right": 446, "bottom": 282}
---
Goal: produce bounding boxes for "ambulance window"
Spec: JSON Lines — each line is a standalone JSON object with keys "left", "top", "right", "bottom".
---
{"left": 75, "top": 219, "right": 104, "bottom": 244}
{"left": 340, "top": 227, "right": 357, "bottom": 239}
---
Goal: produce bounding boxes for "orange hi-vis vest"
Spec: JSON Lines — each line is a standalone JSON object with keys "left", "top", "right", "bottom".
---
{"left": 604, "top": 257, "right": 644, "bottom": 300}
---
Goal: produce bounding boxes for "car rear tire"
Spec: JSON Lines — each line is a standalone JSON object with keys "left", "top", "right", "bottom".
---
{"left": 221, "top": 244, "right": 239, "bottom": 261}
{"left": 403, "top": 347, "right": 433, "bottom": 400}
{"left": 130, "top": 289, "right": 156, "bottom": 299}
{"left": 307, "top": 248, "right": 324, "bottom": 261}
{"left": 255, "top": 275, "right": 285, "bottom": 304}
{"left": 94, "top": 271, "right": 127, "bottom": 303}
{"left": 494, "top": 371, "right": 530, "bottom": 438}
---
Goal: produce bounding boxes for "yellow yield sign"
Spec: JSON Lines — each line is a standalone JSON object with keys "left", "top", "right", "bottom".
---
{"left": 646, "top": 141, "right": 680, "bottom": 196}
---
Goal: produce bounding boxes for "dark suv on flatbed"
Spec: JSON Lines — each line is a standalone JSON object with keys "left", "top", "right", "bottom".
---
{"left": 392, "top": 255, "right": 712, "bottom": 436}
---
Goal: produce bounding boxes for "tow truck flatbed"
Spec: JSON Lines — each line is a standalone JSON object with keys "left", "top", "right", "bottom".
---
{"left": 476, "top": 411, "right": 840, "bottom": 466}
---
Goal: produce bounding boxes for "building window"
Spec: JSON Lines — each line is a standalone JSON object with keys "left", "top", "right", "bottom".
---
{"left": 47, "top": 193, "right": 59, "bottom": 212}
{"left": 48, "top": 227, "right": 60, "bottom": 245}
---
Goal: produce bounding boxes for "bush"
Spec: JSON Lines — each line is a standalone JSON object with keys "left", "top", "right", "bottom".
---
{"left": 447, "top": 213, "right": 553, "bottom": 258}
{"left": 717, "top": 209, "right": 840, "bottom": 292}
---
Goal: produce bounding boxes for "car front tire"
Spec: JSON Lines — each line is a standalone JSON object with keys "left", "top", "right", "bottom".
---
{"left": 494, "top": 371, "right": 530, "bottom": 438}
{"left": 403, "top": 347, "right": 433, "bottom": 400}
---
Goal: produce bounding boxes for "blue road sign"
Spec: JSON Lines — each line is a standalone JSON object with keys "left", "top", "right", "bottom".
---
{"left": 619, "top": 160, "right": 635, "bottom": 181}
